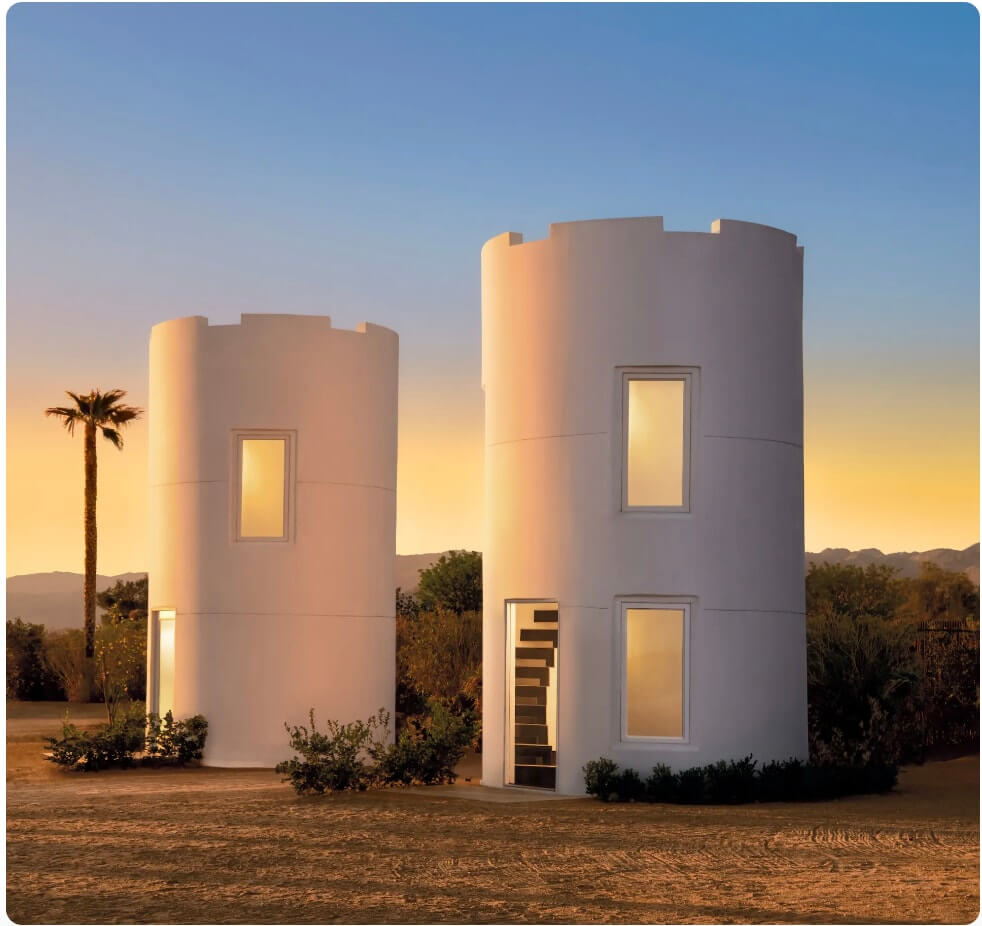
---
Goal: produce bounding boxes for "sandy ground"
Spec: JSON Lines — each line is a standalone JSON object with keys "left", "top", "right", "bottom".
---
{"left": 6, "top": 703, "right": 980, "bottom": 924}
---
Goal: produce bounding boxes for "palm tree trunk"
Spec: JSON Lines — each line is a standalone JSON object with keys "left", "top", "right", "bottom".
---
{"left": 84, "top": 421, "right": 97, "bottom": 659}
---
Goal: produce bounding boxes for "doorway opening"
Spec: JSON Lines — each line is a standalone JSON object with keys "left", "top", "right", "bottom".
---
{"left": 506, "top": 601, "right": 559, "bottom": 789}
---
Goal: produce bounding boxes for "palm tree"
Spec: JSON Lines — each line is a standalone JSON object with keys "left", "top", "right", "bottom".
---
{"left": 45, "top": 389, "right": 143, "bottom": 658}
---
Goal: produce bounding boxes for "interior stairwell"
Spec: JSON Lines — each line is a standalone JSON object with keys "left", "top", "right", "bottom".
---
{"left": 512, "top": 608, "right": 558, "bottom": 788}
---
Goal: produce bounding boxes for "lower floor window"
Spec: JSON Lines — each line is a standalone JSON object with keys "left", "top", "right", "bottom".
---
{"left": 622, "top": 601, "right": 688, "bottom": 740}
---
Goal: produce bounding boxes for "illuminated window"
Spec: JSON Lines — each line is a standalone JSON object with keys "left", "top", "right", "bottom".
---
{"left": 622, "top": 370, "right": 693, "bottom": 511}
{"left": 621, "top": 601, "right": 688, "bottom": 740}
{"left": 234, "top": 432, "right": 294, "bottom": 541}
{"left": 152, "top": 609, "right": 176, "bottom": 717}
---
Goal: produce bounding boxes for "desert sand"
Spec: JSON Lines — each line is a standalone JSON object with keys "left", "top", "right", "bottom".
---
{"left": 6, "top": 703, "right": 979, "bottom": 924}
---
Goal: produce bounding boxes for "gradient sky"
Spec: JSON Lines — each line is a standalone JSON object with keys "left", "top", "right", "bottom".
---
{"left": 7, "top": 3, "right": 979, "bottom": 577}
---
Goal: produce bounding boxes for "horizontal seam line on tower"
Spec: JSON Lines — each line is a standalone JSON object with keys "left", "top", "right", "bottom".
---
{"left": 487, "top": 430, "right": 608, "bottom": 448}
{"left": 150, "top": 480, "right": 226, "bottom": 487}
{"left": 704, "top": 608, "right": 806, "bottom": 615}
{"left": 162, "top": 611, "right": 396, "bottom": 619}
{"left": 703, "top": 434, "right": 803, "bottom": 449}
{"left": 150, "top": 480, "right": 394, "bottom": 491}
{"left": 298, "top": 480, "right": 395, "bottom": 492}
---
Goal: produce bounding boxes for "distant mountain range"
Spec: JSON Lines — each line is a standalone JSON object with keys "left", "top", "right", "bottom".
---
{"left": 4, "top": 555, "right": 448, "bottom": 630}
{"left": 8, "top": 545, "right": 978, "bottom": 629}
{"left": 6, "top": 571, "right": 148, "bottom": 630}
{"left": 805, "top": 544, "right": 979, "bottom": 586}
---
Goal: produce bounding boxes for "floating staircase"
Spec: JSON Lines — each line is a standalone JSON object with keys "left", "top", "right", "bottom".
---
{"left": 513, "top": 608, "right": 558, "bottom": 789}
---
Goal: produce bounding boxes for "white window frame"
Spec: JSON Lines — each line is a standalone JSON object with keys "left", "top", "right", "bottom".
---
{"left": 149, "top": 608, "right": 176, "bottom": 717}
{"left": 619, "top": 367, "right": 694, "bottom": 513}
{"left": 231, "top": 429, "right": 296, "bottom": 543}
{"left": 618, "top": 598, "right": 691, "bottom": 744}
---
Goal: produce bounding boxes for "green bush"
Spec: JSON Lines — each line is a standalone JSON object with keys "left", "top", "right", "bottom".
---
{"left": 676, "top": 767, "right": 707, "bottom": 804}
{"left": 276, "top": 709, "right": 389, "bottom": 794}
{"left": 397, "top": 608, "right": 482, "bottom": 715}
{"left": 7, "top": 618, "right": 61, "bottom": 700}
{"left": 805, "top": 560, "right": 980, "bottom": 763}
{"left": 645, "top": 763, "right": 678, "bottom": 802}
{"left": 757, "top": 758, "right": 805, "bottom": 801}
{"left": 807, "top": 611, "right": 918, "bottom": 766}
{"left": 704, "top": 757, "right": 758, "bottom": 804}
{"left": 614, "top": 767, "right": 646, "bottom": 802}
{"left": 582, "top": 757, "right": 619, "bottom": 800}
{"left": 144, "top": 711, "right": 209, "bottom": 764}
{"left": 45, "top": 708, "right": 208, "bottom": 771}
{"left": 377, "top": 701, "right": 477, "bottom": 785}
{"left": 278, "top": 703, "right": 479, "bottom": 794}
{"left": 583, "top": 756, "right": 898, "bottom": 804}
{"left": 45, "top": 709, "right": 145, "bottom": 771}
{"left": 416, "top": 550, "right": 482, "bottom": 615}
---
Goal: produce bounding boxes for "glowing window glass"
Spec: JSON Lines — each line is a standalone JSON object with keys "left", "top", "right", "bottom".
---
{"left": 624, "top": 606, "right": 685, "bottom": 738}
{"left": 626, "top": 378, "right": 687, "bottom": 509}
{"left": 155, "top": 610, "right": 176, "bottom": 717}
{"left": 239, "top": 438, "right": 286, "bottom": 538}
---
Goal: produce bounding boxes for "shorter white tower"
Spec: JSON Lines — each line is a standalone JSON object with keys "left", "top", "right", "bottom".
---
{"left": 148, "top": 314, "right": 398, "bottom": 767}
{"left": 481, "top": 218, "right": 808, "bottom": 794}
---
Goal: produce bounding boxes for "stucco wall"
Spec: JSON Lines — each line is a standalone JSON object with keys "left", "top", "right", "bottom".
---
{"left": 148, "top": 314, "right": 398, "bottom": 767}
{"left": 481, "top": 217, "right": 807, "bottom": 794}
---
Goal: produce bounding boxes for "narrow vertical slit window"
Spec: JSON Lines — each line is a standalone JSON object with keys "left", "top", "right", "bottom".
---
{"left": 234, "top": 431, "right": 294, "bottom": 541}
{"left": 622, "top": 602, "right": 688, "bottom": 740}
{"left": 153, "top": 609, "right": 176, "bottom": 717}
{"left": 622, "top": 370, "right": 692, "bottom": 511}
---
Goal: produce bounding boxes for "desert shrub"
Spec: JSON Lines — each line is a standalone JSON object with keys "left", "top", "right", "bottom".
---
{"left": 583, "top": 757, "right": 620, "bottom": 801}
{"left": 7, "top": 619, "right": 61, "bottom": 700}
{"left": 416, "top": 550, "right": 482, "bottom": 615}
{"left": 676, "top": 767, "right": 707, "bottom": 804}
{"left": 94, "top": 618, "right": 147, "bottom": 724}
{"left": 397, "top": 608, "right": 482, "bottom": 716}
{"left": 45, "top": 707, "right": 146, "bottom": 771}
{"left": 806, "top": 560, "right": 980, "bottom": 762}
{"left": 614, "top": 768, "right": 646, "bottom": 802}
{"left": 96, "top": 575, "right": 148, "bottom": 624}
{"left": 45, "top": 708, "right": 208, "bottom": 771}
{"left": 914, "top": 629, "right": 980, "bottom": 751}
{"left": 583, "top": 756, "right": 897, "bottom": 804}
{"left": 806, "top": 563, "right": 905, "bottom": 622}
{"left": 807, "top": 611, "right": 918, "bottom": 766}
{"left": 897, "top": 562, "right": 980, "bottom": 626}
{"left": 376, "top": 701, "right": 478, "bottom": 785}
{"left": 276, "top": 709, "right": 389, "bottom": 794}
{"left": 278, "top": 703, "right": 479, "bottom": 794}
{"left": 42, "top": 629, "right": 94, "bottom": 702}
{"left": 757, "top": 758, "right": 805, "bottom": 801}
{"left": 395, "top": 587, "right": 420, "bottom": 620}
{"left": 144, "top": 711, "right": 209, "bottom": 764}
{"left": 645, "top": 763, "right": 679, "bottom": 802}
{"left": 704, "top": 757, "right": 758, "bottom": 804}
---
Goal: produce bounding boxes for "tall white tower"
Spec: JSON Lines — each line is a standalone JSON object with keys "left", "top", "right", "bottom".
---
{"left": 148, "top": 314, "right": 398, "bottom": 767}
{"left": 481, "top": 217, "right": 807, "bottom": 794}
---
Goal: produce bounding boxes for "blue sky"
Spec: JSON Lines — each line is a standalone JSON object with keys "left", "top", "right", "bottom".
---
{"left": 7, "top": 3, "right": 980, "bottom": 572}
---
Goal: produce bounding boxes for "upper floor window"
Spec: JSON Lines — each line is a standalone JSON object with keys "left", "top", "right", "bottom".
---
{"left": 233, "top": 431, "right": 295, "bottom": 541}
{"left": 621, "top": 369, "right": 693, "bottom": 512}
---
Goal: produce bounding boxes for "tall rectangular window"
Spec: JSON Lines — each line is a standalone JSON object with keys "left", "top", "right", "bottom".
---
{"left": 153, "top": 609, "right": 176, "bottom": 717}
{"left": 621, "top": 602, "right": 688, "bottom": 740}
{"left": 233, "top": 431, "right": 294, "bottom": 541}
{"left": 622, "top": 370, "right": 692, "bottom": 511}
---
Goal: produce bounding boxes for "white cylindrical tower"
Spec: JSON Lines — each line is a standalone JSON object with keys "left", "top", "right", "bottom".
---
{"left": 482, "top": 217, "right": 807, "bottom": 794}
{"left": 148, "top": 313, "right": 398, "bottom": 767}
